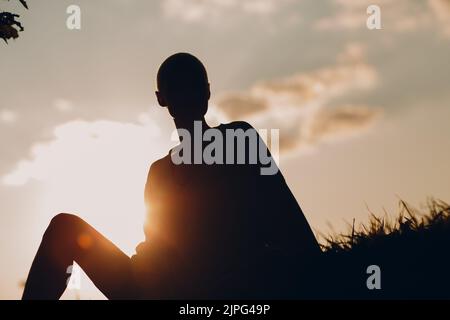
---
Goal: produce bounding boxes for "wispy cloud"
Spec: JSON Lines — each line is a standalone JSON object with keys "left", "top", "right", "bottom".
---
{"left": 53, "top": 99, "right": 74, "bottom": 113}
{"left": 0, "top": 109, "right": 18, "bottom": 125}
{"left": 213, "top": 43, "right": 382, "bottom": 154}
{"left": 161, "top": 0, "right": 294, "bottom": 23}
{"left": 1, "top": 115, "right": 167, "bottom": 256}
{"left": 2, "top": 117, "right": 162, "bottom": 186}
{"left": 429, "top": 0, "right": 450, "bottom": 37}
{"left": 314, "top": 0, "right": 450, "bottom": 38}
{"left": 307, "top": 105, "right": 382, "bottom": 144}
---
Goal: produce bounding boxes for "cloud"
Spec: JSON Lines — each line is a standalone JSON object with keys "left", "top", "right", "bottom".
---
{"left": 1, "top": 115, "right": 170, "bottom": 255}
{"left": 429, "top": 0, "right": 450, "bottom": 37}
{"left": 315, "top": 1, "right": 368, "bottom": 31}
{"left": 314, "top": 0, "right": 436, "bottom": 34}
{"left": 212, "top": 43, "right": 382, "bottom": 154}
{"left": 336, "top": 42, "right": 367, "bottom": 63}
{"left": 215, "top": 92, "right": 269, "bottom": 118}
{"left": 0, "top": 109, "right": 18, "bottom": 124}
{"left": 2, "top": 118, "right": 163, "bottom": 186}
{"left": 53, "top": 99, "right": 74, "bottom": 113}
{"left": 215, "top": 43, "right": 376, "bottom": 117}
{"left": 214, "top": 63, "right": 377, "bottom": 118}
{"left": 254, "top": 62, "right": 376, "bottom": 105}
{"left": 252, "top": 104, "right": 382, "bottom": 154}
{"left": 307, "top": 105, "right": 382, "bottom": 143}
{"left": 161, "top": 0, "right": 293, "bottom": 23}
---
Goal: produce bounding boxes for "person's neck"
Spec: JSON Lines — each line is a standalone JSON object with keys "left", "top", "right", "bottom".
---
{"left": 174, "top": 117, "right": 210, "bottom": 140}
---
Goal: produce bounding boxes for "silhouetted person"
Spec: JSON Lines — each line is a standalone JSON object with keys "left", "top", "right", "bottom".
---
{"left": 22, "top": 53, "right": 320, "bottom": 300}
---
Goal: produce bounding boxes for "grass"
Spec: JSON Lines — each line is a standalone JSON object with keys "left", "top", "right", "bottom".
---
{"left": 308, "top": 198, "right": 450, "bottom": 299}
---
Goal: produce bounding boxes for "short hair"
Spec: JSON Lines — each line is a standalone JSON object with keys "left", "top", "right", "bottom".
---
{"left": 157, "top": 53, "right": 209, "bottom": 103}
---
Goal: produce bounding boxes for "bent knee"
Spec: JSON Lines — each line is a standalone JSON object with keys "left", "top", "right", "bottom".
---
{"left": 49, "top": 213, "right": 84, "bottom": 230}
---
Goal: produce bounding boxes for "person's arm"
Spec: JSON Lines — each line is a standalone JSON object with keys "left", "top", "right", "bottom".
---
{"left": 253, "top": 127, "right": 321, "bottom": 256}
{"left": 131, "top": 165, "right": 153, "bottom": 260}
{"left": 261, "top": 172, "right": 320, "bottom": 254}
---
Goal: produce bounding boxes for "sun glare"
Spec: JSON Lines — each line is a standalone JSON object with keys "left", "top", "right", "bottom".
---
{"left": 5, "top": 118, "right": 167, "bottom": 255}
{"left": 2, "top": 118, "right": 171, "bottom": 299}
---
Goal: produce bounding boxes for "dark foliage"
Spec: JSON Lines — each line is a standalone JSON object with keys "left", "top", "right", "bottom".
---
{"left": 1, "top": 0, "right": 28, "bottom": 43}
{"left": 303, "top": 199, "right": 450, "bottom": 299}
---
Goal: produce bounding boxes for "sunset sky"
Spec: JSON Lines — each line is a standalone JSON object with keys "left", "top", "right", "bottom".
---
{"left": 1, "top": 0, "right": 450, "bottom": 299}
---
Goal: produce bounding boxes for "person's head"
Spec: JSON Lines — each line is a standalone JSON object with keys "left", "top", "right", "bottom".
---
{"left": 156, "top": 53, "right": 210, "bottom": 121}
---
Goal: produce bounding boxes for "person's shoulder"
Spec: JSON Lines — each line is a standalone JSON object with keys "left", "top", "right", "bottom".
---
{"left": 147, "top": 153, "right": 172, "bottom": 178}
{"left": 218, "top": 121, "right": 255, "bottom": 131}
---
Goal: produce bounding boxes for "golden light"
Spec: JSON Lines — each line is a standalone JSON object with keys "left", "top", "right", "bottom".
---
{"left": 3, "top": 117, "right": 169, "bottom": 299}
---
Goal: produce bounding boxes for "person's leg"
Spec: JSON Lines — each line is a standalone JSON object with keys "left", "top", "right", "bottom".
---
{"left": 22, "top": 213, "right": 135, "bottom": 300}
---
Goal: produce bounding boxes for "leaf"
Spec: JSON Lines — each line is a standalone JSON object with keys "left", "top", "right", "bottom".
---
{"left": 19, "top": 0, "right": 28, "bottom": 9}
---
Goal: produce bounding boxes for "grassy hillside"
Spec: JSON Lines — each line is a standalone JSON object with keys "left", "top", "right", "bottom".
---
{"left": 313, "top": 199, "right": 450, "bottom": 299}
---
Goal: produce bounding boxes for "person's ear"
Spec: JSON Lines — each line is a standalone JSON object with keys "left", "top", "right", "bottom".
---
{"left": 156, "top": 91, "right": 168, "bottom": 107}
